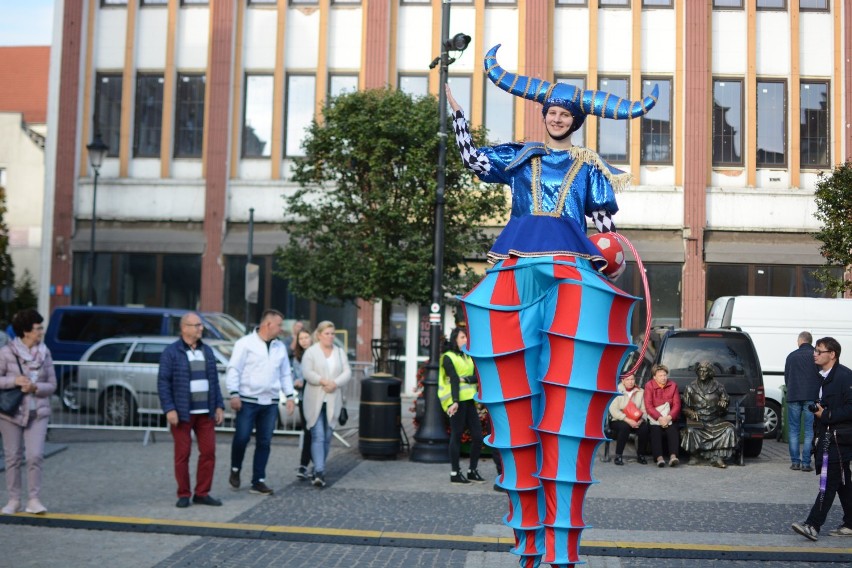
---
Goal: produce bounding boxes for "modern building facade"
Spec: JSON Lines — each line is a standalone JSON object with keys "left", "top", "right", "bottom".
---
{"left": 0, "top": 46, "right": 50, "bottom": 298}
{"left": 45, "top": 0, "right": 851, "bottom": 392}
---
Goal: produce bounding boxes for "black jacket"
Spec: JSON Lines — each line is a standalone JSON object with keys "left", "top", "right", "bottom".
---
{"left": 784, "top": 343, "right": 821, "bottom": 402}
{"left": 813, "top": 362, "right": 852, "bottom": 463}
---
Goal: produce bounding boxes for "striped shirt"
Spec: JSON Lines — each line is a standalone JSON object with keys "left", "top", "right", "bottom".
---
{"left": 186, "top": 347, "right": 210, "bottom": 414}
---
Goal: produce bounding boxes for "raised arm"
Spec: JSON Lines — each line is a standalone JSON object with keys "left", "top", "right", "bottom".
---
{"left": 446, "top": 84, "right": 491, "bottom": 177}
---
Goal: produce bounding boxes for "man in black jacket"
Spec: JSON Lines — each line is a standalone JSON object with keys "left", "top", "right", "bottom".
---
{"left": 784, "top": 331, "right": 822, "bottom": 471}
{"left": 791, "top": 337, "right": 852, "bottom": 541}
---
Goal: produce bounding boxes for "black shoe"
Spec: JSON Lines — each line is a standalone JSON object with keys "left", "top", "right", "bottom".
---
{"left": 467, "top": 469, "right": 485, "bottom": 483}
{"left": 450, "top": 471, "right": 470, "bottom": 484}
{"left": 296, "top": 465, "right": 311, "bottom": 481}
{"left": 192, "top": 495, "right": 222, "bottom": 506}
{"left": 790, "top": 463, "right": 801, "bottom": 471}
{"left": 613, "top": 455, "right": 624, "bottom": 466}
{"left": 802, "top": 464, "right": 813, "bottom": 473}
{"left": 313, "top": 472, "right": 326, "bottom": 488}
{"left": 229, "top": 469, "right": 240, "bottom": 490}
{"left": 637, "top": 455, "right": 648, "bottom": 465}
{"left": 656, "top": 458, "right": 666, "bottom": 468}
{"left": 249, "top": 481, "right": 274, "bottom": 496}
{"left": 175, "top": 497, "right": 191, "bottom": 508}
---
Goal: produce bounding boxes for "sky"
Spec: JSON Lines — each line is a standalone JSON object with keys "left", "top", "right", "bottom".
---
{"left": 0, "top": 0, "right": 55, "bottom": 47}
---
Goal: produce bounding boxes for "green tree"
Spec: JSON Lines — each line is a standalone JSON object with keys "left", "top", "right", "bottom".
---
{"left": 813, "top": 161, "right": 852, "bottom": 295}
{"left": 11, "top": 269, "right": 38, "bottom": 314}
{"left": 276, "top": 88, "right": 506, "bottom": 339}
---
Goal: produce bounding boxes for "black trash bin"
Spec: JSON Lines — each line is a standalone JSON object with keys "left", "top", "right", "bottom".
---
{"left": 359, "top": 373, "right": 401, "bottom": 459}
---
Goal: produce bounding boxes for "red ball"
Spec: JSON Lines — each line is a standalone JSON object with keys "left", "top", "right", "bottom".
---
{"left": 589, "top": 233, "right": 626, "bottom": 278}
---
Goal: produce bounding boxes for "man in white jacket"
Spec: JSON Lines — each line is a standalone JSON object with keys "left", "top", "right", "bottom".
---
{"left": 227, "top": 309, "right": 295, "bottom": 495}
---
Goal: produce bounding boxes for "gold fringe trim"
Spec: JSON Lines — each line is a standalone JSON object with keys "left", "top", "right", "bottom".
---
{"left": 566, "top": 146, "right": 632, "bottom": 192}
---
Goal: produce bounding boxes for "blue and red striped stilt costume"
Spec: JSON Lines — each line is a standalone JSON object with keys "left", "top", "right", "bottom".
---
{"left": 448, "top": 45, "right": 657, "bottom": 568}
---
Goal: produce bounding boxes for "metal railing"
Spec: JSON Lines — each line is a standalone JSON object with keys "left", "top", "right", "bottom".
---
{"left": 47, "top": 360, "right": 373, "bottom": 442}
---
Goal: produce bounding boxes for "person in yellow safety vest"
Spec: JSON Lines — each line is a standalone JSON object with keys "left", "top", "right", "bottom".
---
{"left": 439, "top": 326, "right": 485, "bottom": 484}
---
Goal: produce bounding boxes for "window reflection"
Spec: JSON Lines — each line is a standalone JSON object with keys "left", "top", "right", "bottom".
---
{"left": 712, "top": 79, "right": 742, "bottom": 166}
{"left": 285, "top": 75, "right": 316, "bottom": 157}
{"left": 800, "top": 81, "right": 829, "bottom": 168}
{"left": 597, "top": 77, "right": 629, "bottom": 163}
{"left": 756, "top": 81, "right": 786, "bottom": 167}
{"left": 641, "top": 77, "right": 672, "bottom": 164}
{"left": 243, "top": 75, "right": 274, "bottom": 158}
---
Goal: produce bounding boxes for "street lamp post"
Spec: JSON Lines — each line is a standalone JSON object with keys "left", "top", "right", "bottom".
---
{"left": 410, "top": 1, "right": 470, "bottom": 463}
{"left": 86, "top": 134, "right": 108, "bottom": 305}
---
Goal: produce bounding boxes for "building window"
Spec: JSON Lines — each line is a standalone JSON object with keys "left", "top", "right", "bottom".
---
{"left": 756, "top": 80, "right": 786, "bottom": 168}
{"left": 619, "top": 262, "right": 682, "bottom": 337}
{"left": 757, "top": 0, "right": 785, "bottom": 8}
{"left": 94, "top": 73, "right": 122, "bottom": 157}
{"left": 600, "top": 0, "right": 629, "bottom": 6}
{"left": 486, "top": 0, "right": 517, "bottom": 4}
{"left": 557, "top": 0, "right": 587, "bottom": 5}
{"left": 102, "top": 0, "right": 128, "bottom": 5}
{"left": 707, "top": 264, "right": 842, "bottom": 301}
{"left": 141, "top": 0, "right": 167, "bottom": 5}
{"left": 329, "top": 74, "right": 358, "bottom": 97}
{"left": 712, "top": 78, "right": 743, "bottom": 167}
{"left": 174, "top": 73, "right": 206, "bottom": 158}
{"left": 133, "top": 74, "right": 164, "bottom": 158}
{"left": 642, "top": 0, "right": 672, "bottom": 6}
{"left": 331, "top": 0, "right": 360, "bottom": 4}
{"left": 243, "top": 74, "right": 274, "bottom": 158}
{"left": 800, "top": 0, "right": 828, "bottom": 10}
{"left": 484, "top": 79, "right": 514, "bottom": 144}
{"left": 284, "top": 74, "right": 316, "bottom": 158}
{"left": 0, "top": 167, "right": 6, "bottom": 188}
{"left": 398, "top": 75, "right": 428, "bottom": 98}
{"left": 248, "top": 0, "right": 278, "bottom": 4}
{"left": 181, "top": 0, "right": 208, "bottom": 5}
{"left": 597, "top": 76, "right": 629, "bottom": 164}
{"left": 800, "top": 81, "right": 829, "bottom": 169}
{"left": 640, "top": 77, "right": 672, "bottom": 165}
{"left": 446, "top": 75, "right": 472, "bottom": 120}
{"left": 713, "top": 0, "right": 743, "bottom": 8}
{"left": 555, "top": 76, "right": 586, "bottom": 145}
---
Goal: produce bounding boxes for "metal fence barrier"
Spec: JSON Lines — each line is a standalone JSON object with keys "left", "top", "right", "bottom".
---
{"left": 48, "top": 360, "right": 372, "bottom": 445}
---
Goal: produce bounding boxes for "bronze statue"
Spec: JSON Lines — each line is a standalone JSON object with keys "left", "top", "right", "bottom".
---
{"left": 681, "top": 360, "right": 737, "bottom": 468}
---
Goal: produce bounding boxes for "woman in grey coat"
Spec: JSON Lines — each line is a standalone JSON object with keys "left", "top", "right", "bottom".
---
{"left": 301, "top": 321, "right": 351, "bottom": 487}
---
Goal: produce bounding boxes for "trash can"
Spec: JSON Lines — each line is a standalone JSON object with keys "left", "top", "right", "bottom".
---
{"left": 359, "top": 373, "right": 401, "bottom": 459}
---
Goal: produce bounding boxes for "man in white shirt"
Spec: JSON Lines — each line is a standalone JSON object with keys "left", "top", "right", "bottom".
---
{"left": 227, "top": 309, "right": 295, "bottom": 495}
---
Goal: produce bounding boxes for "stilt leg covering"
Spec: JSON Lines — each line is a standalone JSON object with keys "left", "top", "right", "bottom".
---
{"left": 460, "top": 256, "right": 637, "bottom": 568}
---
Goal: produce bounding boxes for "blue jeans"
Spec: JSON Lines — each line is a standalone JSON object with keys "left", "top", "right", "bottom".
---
{"left": 787, "top": 400, "right": 814, "bottom": 466}
{"left": 230, "top": 401, "right": 278, "bottom": 485}
{"left": 310, "top": 403, "right": 332, "bottom": 474}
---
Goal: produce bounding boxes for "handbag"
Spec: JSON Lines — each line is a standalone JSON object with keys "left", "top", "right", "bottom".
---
{"left": 338, "top": 405, "right": 349, "bottom": 426}
{"left": 623, "top": 398, "right": 643, "bottom": 421}
{"left": 0, "top": 355, "right": 29, "bottom": 417}
{"left": 649, "top": 402, "right": 671, "bottom": 426}
{"left": 0, "top": 388, "right": 24, "bottom": 417}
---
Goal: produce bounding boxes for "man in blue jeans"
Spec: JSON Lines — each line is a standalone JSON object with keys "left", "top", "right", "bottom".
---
{"left": 784, "top": 331, "right": 822, "bottom": 472}
{"left": 227, "top": 309, "right": 296, "bottom": 495}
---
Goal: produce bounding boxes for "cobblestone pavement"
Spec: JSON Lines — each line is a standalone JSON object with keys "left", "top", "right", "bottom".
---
{"left": 1, "top": 406, "right": 850, "bottom": 567}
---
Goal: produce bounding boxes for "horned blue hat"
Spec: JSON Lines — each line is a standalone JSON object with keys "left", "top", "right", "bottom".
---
{"left": 484, "top": 44, "right": 659, "bottom": 134}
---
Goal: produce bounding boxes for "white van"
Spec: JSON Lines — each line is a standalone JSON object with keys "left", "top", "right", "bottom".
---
{"left": 706, "top": 295, "right": 852, "bottom": 440}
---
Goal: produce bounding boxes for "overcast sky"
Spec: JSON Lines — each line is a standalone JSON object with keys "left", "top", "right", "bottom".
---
{"left": 0, "top": 0, "right": 54, "bottom": 47}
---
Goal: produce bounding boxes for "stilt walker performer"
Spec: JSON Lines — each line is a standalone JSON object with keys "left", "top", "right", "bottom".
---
{"left": 446, "top": 45, "right": 658, "bottom": 568}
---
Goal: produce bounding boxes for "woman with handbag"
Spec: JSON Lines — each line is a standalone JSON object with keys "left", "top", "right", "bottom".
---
{"left": 0, "top": 309, "right": 57, "bottom": 515}
{"left": 301, "top": 321, "right": 351, "bottom": 488}
{"left": 439, "top": 326, "right": 484, "bottom": 484}
{"left": 607, "top": 374, "right": 650, "bottom": 466}
{"left": 644, "top": 364, "right": 682, "bottom": 468}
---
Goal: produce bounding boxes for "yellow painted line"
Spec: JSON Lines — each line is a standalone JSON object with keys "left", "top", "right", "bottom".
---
{"left": 5, "top": 513, "right": 851, "bottom": 555}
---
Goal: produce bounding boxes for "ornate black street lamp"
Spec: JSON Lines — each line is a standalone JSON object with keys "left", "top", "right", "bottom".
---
{"left": 410, "top": 1, "right": 470, "bottom": 463}
{"left": 86, "top": 134, "right": 108, "bottom": 305}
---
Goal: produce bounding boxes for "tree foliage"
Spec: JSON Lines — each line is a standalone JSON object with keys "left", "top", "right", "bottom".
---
{"left": 11, "top": 269, "right": 38, "bottom": 314}
{"left": 813, "top": 161, "right": 852, "bottom": 295}
{"left": 276, "top": 88, "right": 506, "bottom": 334}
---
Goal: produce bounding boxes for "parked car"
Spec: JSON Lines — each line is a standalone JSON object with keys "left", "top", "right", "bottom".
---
{"left": 44, "top": 306, "right": 245, "bottom": 410}
{"left": 67, "top": 336, "right": 234, "bottom": 427}
{"left": 635, "top": 328, "right": 766, "bottom": 458}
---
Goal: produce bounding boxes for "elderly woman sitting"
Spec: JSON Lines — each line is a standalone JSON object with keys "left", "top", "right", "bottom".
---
{"left": 681, "top": 360, "right": 737, "bottom": 468}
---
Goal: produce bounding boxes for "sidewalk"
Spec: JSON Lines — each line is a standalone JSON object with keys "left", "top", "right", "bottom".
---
{"left": 1, "top": 398, "right": 851, "bottom": 567}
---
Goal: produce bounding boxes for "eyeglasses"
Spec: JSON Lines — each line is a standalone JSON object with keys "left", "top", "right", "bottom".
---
{"left": 814, "top": 349, "right": 832, "bottom": 355}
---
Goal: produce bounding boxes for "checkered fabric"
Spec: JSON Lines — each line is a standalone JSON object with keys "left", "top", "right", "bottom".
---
{"left": 452, "top": 110, "right": 491, "bottom": 176}
{"left": 591, "top": 209, "right": 616, "bottom": 233}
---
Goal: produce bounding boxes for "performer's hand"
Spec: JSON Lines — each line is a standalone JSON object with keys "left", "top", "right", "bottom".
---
{"left": 445, "top": 84, "right": 462, "bottom": 113}
{"left": 447, "top": 402, "right": 459, "bottom": 417}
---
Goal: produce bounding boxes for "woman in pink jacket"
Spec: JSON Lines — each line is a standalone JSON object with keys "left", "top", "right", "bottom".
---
{"left": 643, "top": 364, "right": 681, "bottom": 468}
{"left": 0, "top": 309, "right": 57, "bottom": 515}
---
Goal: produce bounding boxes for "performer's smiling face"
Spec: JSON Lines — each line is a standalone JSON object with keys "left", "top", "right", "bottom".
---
{"left": 544, "top": 106, "right": 574, "bottom": 140}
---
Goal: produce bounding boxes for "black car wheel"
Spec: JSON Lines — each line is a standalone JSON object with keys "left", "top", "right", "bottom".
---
{"left": 101, "top": 388, "right": 137, "bottom": 427}
{"left": 764, "top": 400, "right": 781, "bottom": 441}
{"left": 743, "top": 438, "right": 763, "bottom": 458}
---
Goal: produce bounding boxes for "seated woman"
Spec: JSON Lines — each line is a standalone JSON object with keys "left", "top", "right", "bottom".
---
{"left": 644, "top": 364, "right": 682, "bottom": 467}
{"left": 607, "top": 374, "right": 650, "bottom": 465}
{"left": 681, "top": 360, "right": 737, "bottom": 468}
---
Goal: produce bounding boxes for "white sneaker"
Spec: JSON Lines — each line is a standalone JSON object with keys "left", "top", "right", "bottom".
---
{"left": 25, "top": 498, "right": 47, "bottom": 514}
{"left": 828, "top": 525, "right": 852, "bottom": 537}
{"left": 1, "top": 500, "right": 20, "bottom": 514}
{"left": 791, "top": 521, "right": 819, "bottom": 541}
